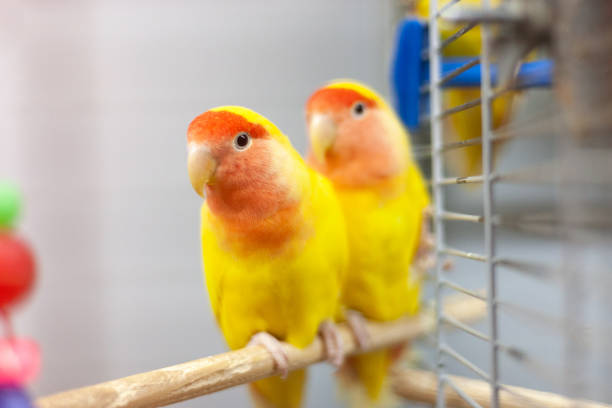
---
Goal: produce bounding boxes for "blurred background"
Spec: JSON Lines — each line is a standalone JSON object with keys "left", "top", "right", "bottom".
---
{"left": 1, "top": 0, "right": 609, "bottom": 407}
{"left": 0, "top": 1, "right": 397, "bottom": 406}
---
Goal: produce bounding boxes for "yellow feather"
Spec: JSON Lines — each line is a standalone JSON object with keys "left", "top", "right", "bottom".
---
{"left": 199, "top": 110, "right": 348, "bottom": 407}
{"left": 201, "top": 169, "right": 347, "bottom": 350}
{"left": 336, "top": 163, "right": 427, "bottom": 322}
{"left": 335, "top": 163, "right": 428, "bottom": 403}
{"left": 415, "top": 0, "right": 515, "bottom": 177}
{"left": 307, "top": 81, "right": 430, "bottom": 404}
{"left": 444, "top": 89, "right": 514, "bottom": 176}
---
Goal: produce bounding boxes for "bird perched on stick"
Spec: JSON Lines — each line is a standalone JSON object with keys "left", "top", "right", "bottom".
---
{"left": 415, "top": 0, "right": 516, "bottom": 177}
{"left": 305, "top": 81, "right": 431, "bottom": 406}
{"left": 187, "top": 106, "right": 348, "bottom": 408}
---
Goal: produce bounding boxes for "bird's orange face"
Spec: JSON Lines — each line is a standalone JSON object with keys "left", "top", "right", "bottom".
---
{"left": 187, "top": 109, "right": 268, "bottom": 195}
{"left": 187, "top": 107, "right": 302, "bottom": 228}
{"left": 305, "top": 85, "right": 404, "bottom": 187}
{"left": 306, "top": 87, "right": 377, "bottom": 123}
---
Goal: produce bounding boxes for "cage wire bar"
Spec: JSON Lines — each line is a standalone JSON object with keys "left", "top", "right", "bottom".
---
{"left": 428, "top": 0, "right": 500, "bottom": 407}
{"left": 420, "top": 0, "right": 612, "bottom": 406}
{"left": 426, "top": 0, "right": 447, "bottom": 407}
{"left": 479, "top": 0, "right": 499, "bottom": 407}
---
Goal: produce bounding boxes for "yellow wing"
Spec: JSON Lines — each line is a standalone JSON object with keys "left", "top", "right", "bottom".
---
{"left": 337, "top": 162, "right": 428, "bottom": 322}
{"left": 335, "top": 162, "right": 429, "bottom": 400}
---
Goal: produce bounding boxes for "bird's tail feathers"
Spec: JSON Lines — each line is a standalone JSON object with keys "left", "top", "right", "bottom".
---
{"left": 249, "top": 369, "right": 305, "bottom": 408}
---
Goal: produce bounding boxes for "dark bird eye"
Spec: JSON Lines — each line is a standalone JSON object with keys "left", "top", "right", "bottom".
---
{"left": 352, "top": 102, "right": 366, "bottom": 117}
{"left": 233, "top": 132, "right": 251, "bottom": 151}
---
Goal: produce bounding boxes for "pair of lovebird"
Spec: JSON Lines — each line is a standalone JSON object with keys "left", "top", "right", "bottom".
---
{"left": 186, "top": 81, "right": 431, "bottom": 408}
{"left": 185, "top": 2, "right": 520, "bottom": 403}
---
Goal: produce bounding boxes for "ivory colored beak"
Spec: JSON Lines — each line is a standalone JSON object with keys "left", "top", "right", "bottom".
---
{"left": 308, "top": 114, "right": 337, "bottom": 164}
{"left": 187, "top": 144, "right": 217, "bottom": 197}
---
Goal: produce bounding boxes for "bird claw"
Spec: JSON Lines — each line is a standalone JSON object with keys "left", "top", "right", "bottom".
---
{"left": 415, "top": 253, "right": 436, "bottom": 272}
{"left": 248, "top": 332, "right": 289, "bottom": 379}
{"left": 442, "top": 259, "right": 454, "bottom": 271}
{"left": 414, "top": 207, "right": 459, "bottom": 273}
{"left": 318, "top": 320, "right": 344, "bottom": 368}
{"left": 418, "top": 209, "right": 435, "bottom": 255}
{"left": 415, "top": 208, "right": 457, "bottom": 273}
{"left": 346, "top": 310, "right": 370, "bottom": 350}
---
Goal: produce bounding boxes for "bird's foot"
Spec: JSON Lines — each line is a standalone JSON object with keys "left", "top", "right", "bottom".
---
{"left": 346, "top": 310, "right": 370, "bottom": 349}
{"left": 414, "top": 206, "right": 458, "bottom": 274}
{"left": 415, "top": 252, "right": 436, "bottom": 272}
{"left": 318, "top": 320, "right": 344, "bottom": 368}
{"left": 248, "top": 332, "right": 289, "bottom": 379}
{"left": 417, "top": 208, "right": 435, "bottom": 257}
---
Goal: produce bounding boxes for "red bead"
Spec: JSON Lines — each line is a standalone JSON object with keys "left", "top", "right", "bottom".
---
{"left": 0, "top": 235, "right": 35, "bottom": 310}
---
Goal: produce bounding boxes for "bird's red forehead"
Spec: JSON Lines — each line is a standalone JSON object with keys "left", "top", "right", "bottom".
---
{"left": 187, "top": 110, "right": 267, "bottom": 144}
{"left": 306, "top": 87, "right": 377, "bottom": 114}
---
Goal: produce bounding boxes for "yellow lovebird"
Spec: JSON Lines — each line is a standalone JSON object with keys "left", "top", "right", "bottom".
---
{"left": 187, "top": 106, "right": 348, "bottom": 408}
{"left": 305, "top": 81, "right": 431, "bottom": 405}
{"left": 416, "top": 0, "right": 515, "bottom": 177}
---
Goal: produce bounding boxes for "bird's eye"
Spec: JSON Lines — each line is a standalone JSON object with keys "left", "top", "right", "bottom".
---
{"left": 233, "top": 132, "right": 251, "bottom": 151}
{"left": 352, "top": 102, "right": 366, "bottom": 117}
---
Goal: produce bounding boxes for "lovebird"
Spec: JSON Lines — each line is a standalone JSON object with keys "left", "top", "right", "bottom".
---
{"left": 415, "top": 0, "right": 515, "bottom": 177}
{"left": 187, "top": 106, "right": 348, "bottom": 408}
{"left": 305, "top": 81, "right": 431, "bottom": 405}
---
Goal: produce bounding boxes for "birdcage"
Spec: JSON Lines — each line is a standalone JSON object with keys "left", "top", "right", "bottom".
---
{"left": 33, "top": 1, "right": 612, "bottom": 407}
{"left": 390, "top": 0, "right": 612, "bottom": 407}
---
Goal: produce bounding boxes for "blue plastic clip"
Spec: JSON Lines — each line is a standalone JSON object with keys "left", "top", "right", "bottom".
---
{"left": 391, "top": 18, "right": 554, "bottom": 131}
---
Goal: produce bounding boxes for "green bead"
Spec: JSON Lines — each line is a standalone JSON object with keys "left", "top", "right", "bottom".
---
{"left": 0, "top": 181, "right": 22, "bottom": 230}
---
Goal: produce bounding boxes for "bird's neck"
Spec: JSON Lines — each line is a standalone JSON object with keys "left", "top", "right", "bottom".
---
{"left": 205, "top": 160, "right": 310, "bottom": 250}
{"left": 206, "top": 181, "right": 297, "bottom": 222}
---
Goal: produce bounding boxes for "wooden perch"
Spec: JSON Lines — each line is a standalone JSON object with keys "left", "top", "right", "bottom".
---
{"left": 392, "top": 368, "right": 612, "bottom": 408}
{"left": 36, "top": 294, "right": 484, "bottom": 408}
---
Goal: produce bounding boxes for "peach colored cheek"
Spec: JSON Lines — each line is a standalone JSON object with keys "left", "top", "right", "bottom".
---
{"left": 216, "top": 141, "right": 272, "bottom": 183}
{"left": 336, "top": 114, "right": 383, "bottom": 152}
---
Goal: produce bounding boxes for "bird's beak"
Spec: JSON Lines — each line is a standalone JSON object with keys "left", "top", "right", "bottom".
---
{"left": 308, "top": 114, "right": 337, "bottom": 164}
{"left": 187, "top": 143, "right": 217, "bottom": 197}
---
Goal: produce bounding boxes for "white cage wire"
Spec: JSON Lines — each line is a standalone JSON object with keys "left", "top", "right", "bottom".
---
{"left": 424, "top": 1, "right": 612, "bottom": 407}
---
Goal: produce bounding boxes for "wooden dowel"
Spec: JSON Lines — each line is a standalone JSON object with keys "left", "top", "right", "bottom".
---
{"left": 392, "top": 368, "right": 611, "bottom": 408}
{"left": 36, "top": 294, "right": 485, "bottom": 408}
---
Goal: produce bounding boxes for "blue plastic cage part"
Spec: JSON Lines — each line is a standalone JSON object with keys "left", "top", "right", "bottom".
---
{"left": 391, "top": 18, "right": 554, "bottom": 131}
{"left": 0, "top": 385, "right": 34, "bottom": 408}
